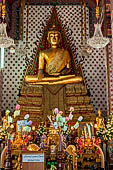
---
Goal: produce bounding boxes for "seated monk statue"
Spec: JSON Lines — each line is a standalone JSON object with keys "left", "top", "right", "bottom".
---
{"left": 25, "top": 24, "right": 83, "bottom": 85}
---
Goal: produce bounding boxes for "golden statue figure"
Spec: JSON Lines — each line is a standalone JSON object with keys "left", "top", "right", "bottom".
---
{"left": 85, "top": 132, "right": 92, "bottom": 147}
{"left": 18, "top": 7, "right": 96, "bottom": 123}
{"left": 25, "top": 24, "right": 82, "bottom": 85}
{"left": 2, "top": 110, "right": 10, "bottom": 129}
{"left": 96, "top": 109, "right": 104, "bottom": 130}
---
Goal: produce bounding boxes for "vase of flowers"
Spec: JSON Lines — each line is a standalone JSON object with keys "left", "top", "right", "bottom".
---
{"left": 47, "top": 107, "right": 83, "bottom": 169}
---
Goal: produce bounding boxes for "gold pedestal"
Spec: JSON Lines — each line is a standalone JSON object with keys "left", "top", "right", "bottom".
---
{"left": 18, "top": 81, "right": 96, "bottom": 123}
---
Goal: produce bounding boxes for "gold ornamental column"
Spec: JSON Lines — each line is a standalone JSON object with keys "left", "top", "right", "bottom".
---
{"left": 0, "top": 1, "right": 2, "bottom": 116}
{"left": 111, "top": 0, "right": 113, "bottom": 48}
{"left": 110, "top": 0, "right": 113, "bottom": 113}
{"left": 0, "top": 71, "right": 2, "bottom": 115}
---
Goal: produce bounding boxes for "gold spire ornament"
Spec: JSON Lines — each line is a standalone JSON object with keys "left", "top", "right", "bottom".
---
{"left": 96, "top": 0, "right": 99, "bottom": 19}
{"left": 87, "top": 0, "right": 109, "bottom": 48}
{"left": 2, "top": 0, "right": 5, "bottom": 21}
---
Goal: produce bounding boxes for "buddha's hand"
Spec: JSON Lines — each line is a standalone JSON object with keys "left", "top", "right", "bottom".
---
{"left": 38, "top": 69, "right": 44, "bottom": 80}
{"left": 60, "top": 68, "right": 71, "bottom": 75}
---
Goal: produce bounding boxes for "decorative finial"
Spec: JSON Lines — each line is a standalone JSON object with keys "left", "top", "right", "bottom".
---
{"left": 96, "top": 0, "right": 99, "bottom": 19}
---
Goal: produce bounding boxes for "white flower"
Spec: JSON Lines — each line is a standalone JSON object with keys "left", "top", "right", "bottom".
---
{"left": 69, "top": 113, "right": 73, "bottom": 120}
{"left": 78, "top": 116, "right": 83, "bottom": 122}
{"left": 24, "top": 114, "right": 29, "bottom": 120}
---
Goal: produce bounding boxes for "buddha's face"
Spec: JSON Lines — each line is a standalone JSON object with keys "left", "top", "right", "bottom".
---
{"left": 48, "top": 31, "right": 60, "bottom": 47}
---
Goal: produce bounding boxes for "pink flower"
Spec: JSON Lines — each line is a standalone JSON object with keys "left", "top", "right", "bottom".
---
{"left": 28, "top": 120, "right": 32, "bottom": 125}
{"left": 16, "top": 104, "right": 20, "bottom": 110}
{"left": 79, "top": 139, "right": 82, "bottom": 146}
{"left": 96, "top": 139, "right": 99, "bottom": 145}
{"left": 24, "top": 138, "right": 28, "bottom": 143}
{"left": 79, "top": 149, "right": 83, "bottom": 154}
{"left": 54, "top": 108, "right": 59, "bottom": 114}
{"left": 59, "top": 111, "right": 63, "bottom": 115}
{"left": 65, "top": 117, "right": 69, "bottom": 121}
{"left": 70, "top": 107, "right": 74, "bottom": 112}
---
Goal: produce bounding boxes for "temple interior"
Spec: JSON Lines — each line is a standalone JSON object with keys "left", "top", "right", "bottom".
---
{"left": 0, "top": 0, "right": 113, "bottom": 170}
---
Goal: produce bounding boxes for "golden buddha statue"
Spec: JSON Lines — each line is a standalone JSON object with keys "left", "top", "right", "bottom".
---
{"left": 2, "top": 110, "right": 10, "bottom": 129}
{"left": 96, "top": 109, "right": 104, "bottom": 130}
{"left": 85, "top": 132, "right": 92, "bottom": 147}
{"left": 25, "top": 24, "right": 82, "bottom": 85}
{"left": 13, "top": 132, "right": 23, "bottom": 148}
{"left": 2, "top": 117, "right": 8, "bottom": 129}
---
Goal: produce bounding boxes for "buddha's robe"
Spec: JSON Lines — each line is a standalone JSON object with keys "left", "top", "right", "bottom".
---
{"left": 39, "top": 48, "right": 70, "bottom": 76}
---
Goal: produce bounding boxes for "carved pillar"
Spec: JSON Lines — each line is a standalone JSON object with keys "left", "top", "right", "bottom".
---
{"left": 0, "top": 71, "right": 2, "bottom": 118}
{"left": 5, "top": 139, "right": 12, "bottom": 170}
{"left": 111, "top": 1, "right": 113, "bottom": 51}
{"left": 110, "top": 0, "right": 113, "bottom": 113}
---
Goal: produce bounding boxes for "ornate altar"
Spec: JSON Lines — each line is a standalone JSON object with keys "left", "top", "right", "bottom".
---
{"left": 0, "top": 106, "right": 104, "bottom": 170}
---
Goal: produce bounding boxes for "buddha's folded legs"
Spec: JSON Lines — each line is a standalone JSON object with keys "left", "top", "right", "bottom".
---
{"left": 25, "top": 74, "right": 83, "bottom": 85}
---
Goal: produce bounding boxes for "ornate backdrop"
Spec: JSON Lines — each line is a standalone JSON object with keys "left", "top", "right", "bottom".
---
{"left": 1, "top": 4, "right": 109, "bottom": 116}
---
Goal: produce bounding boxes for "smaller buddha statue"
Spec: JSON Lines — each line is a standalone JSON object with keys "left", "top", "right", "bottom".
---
{"left": 13, "top": 132, "right": 23, "bottom": 148}
{"left": 48, "top": 124, "right": 59, "bottom": 146}
{"left": 85, "top": 132, "right": 92, "bottom": 147}
{"left": 81, "top": 130, "right": 84, "bottom": 138}
{"left": 25, "top": 24, "right": 83, "bottom": 85}
{"left": 96, "top": 109, "right": 104, "bottom": 130}
{"left": 2, "top": 110, "right": 10, "bottom": 129}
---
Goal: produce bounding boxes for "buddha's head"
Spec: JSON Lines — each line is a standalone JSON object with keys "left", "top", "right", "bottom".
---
{"left": 47, "top": 24, "right": 61, "bottom": 48}
{"left": 97, "top": 109, "right": 101, "bottom": 117}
